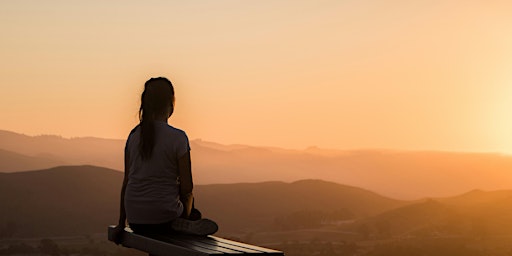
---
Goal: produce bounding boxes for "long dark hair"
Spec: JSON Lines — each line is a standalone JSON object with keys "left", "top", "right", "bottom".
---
{"left": 138, "top": 77, "right": 175, "bottom": 159}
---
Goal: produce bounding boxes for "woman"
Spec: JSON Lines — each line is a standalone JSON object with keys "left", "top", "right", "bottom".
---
{"left": 112, "top": 77, "right": 217, "bottom": 242}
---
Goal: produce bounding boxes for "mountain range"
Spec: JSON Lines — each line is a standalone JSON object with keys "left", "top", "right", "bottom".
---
{"left": 2, "top": 129, "right": 512, "bottom": 199}
{"left": 0, "top": 165, "right": 404, "bottom": 238}
{"left": 2, "top": 165, "right": 512, "bottom": 243}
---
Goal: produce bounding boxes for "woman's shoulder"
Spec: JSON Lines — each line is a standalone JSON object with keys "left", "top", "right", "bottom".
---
{"left": 125, "top": 125, "right": 140, "bottom": 141}
{"left": 159, "top": 122, "right": 188, "bottom": 138}
{"left": 128, "top": 124, "right": 141, "bottom": 136}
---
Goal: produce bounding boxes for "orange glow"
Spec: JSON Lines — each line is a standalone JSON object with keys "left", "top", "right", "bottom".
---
{"left": 1, "top": 1, "right": 512, "bottom": 153}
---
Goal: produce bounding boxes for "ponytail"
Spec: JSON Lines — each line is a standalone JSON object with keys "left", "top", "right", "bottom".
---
{"left": 138, "top": 77, "right": 175, "bottom": 160}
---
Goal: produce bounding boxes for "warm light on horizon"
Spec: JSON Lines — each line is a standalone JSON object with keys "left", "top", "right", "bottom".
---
{"left": 1, "top": 1, "right": 512, "bottom": 153}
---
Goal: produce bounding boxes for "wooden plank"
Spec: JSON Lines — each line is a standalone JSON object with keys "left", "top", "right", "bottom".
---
{"left": 153, "top": 235, "right": 244, "bottom": 254}
{"left": 193, "top": 237, "right": 264, "bottom": 254}
{"left": 107, "top": 225, "right": 285, "bottom": 256}
{"left": 208, "top": 236, "right": 283, "bottom": 254}
{"left": 108, "top": 226, "right": 217, "bottom": 256}
{"left": 148, "top": 234, "right": 228, "bottom": 255}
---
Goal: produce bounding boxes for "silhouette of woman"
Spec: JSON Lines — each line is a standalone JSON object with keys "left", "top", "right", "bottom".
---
{"left": 112, "top": 77, "right": 217, "bottom": 242}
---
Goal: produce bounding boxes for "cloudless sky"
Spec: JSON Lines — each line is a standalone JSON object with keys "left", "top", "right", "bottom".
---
{"left": 1, "top": 0, "right": 512, "bottom": 153}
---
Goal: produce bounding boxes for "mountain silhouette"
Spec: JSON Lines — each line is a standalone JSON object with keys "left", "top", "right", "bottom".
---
{"left": 0, "top": 148, "right": 67, "bottom": 172}
{"left": 2, "top": 164, "right": 512, "bottom": 249}
{"left": 2, "top": 129, "right": 512, "bottom": 199}
{"left": 0, "top": 165, "right": 121, "bottom": 237}
{"left": 194, "top": 179, "right": 407, "bottom": 234}
{"left": 0, "top": 165, "right": 403, "bottom": 238}
{"left": 0, "top": 130, "right": 124, "bottom": 171}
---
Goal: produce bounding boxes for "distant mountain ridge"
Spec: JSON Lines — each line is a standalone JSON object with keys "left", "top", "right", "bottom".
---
{"left": 2, "top": 129, "right": 512, "bottom": 199}
{"left": 0, "top": 130, "right": 124, "bottom": 171}
{"left": 0, "top": 148, "right": 67, "bottom": 172}
{"left": 0, "top": 165, "right": 404, "bottom": 238}
{"left": 2, "top": 165, "right": 512, "bottom": 241}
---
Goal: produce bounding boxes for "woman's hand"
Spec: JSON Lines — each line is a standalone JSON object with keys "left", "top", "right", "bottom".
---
{"left": 111, "top": 225, "right": 125, "bottom": 245}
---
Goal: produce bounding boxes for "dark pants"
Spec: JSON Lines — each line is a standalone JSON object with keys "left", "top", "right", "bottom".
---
{"left": 130, "top": 203, "right": 202, "bottom": 236}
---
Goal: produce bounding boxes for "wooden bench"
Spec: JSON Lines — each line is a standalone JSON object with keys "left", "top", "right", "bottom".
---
{"left": 107, "top": 226, "right": 284, "bottom": 256}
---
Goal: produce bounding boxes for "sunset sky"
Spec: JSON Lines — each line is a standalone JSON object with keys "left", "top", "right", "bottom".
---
{"left": 1, "top": 1, "right": 512, "bottom": 153}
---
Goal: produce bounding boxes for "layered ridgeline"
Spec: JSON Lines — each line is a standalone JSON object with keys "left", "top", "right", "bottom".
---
{"left": 2, "top": 130, "right": 512, "bottom": 199}
{"left": 2, "top": 165, "right": 512, "bottom": 245}
{"left": 0, "top": 130, "right": 123, "bottom": 173}
{"left": 0, "top": 165, "right": 404, "bottom": 238}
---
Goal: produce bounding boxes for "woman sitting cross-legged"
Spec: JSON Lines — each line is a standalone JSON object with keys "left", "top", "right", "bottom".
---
{"left": 112, "top": 77, "right": 218, "bottom": 243}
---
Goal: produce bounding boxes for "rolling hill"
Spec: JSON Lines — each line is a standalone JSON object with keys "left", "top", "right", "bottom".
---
{"left": 0, "top": 130, "right": 124, "bottom": 172}
{"left": 195, "top": 179, "right": 407, "bottom": 234}
{"left": 2, "top": 164, "right": 512, "bottom": 256}
{"left": 0, "top": 165, "right": 122, "bottom": 237}
{"left": 0, "top": 149, "right": 67, "bottom": 172}
{"left": 0, "top": 165, "right": 404, "bottom": 238}
{"left": 2, "top": 129, "right": 512, "bottom": 199}
{"left": 347, "top": 192, "right": 512, "bottom": 241}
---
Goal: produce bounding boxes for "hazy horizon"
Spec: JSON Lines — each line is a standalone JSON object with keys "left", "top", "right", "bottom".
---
{"left": 3, "top": 128, "right": 512, "bottom": 201}
{"left": 2, "top": 128, "right": 512, "bottom": 155}
{"left": 2, "top": 1, "right": 512, "bottom": 154}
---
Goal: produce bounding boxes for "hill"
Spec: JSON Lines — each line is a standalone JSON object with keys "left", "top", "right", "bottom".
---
{"left": 0, "top": 165, "right": 404, "bottom": 238}
{"left": 347, "top": 191, "right": 512, "bottom": 241}
{"left": 0, "top": 165, "right": 122, "bottom": 237}
{"left": 0, "top": 130, "right": 124, "bottom": 172}
{"left": 0, "top": 149, "right": 67, "bottom": 172}
{"left": 192, "top": 147, "right": 512, "bottom": 199}
{"left": 2, "top": 129, "right": 512, "bottom": 199}
{"left": 352, "top": 199, "right": 456, "bottom": 238}
{"left": 3, "top": 165, "right": 512, "bottom": 256}
{"left": 195, "top": 179, "right": 406, "bottom": 234}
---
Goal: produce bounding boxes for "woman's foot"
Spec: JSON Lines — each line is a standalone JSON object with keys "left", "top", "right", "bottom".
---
{"left": 189, "top": 208, "right": 202, "bottom": 221}
{"left": 171, "top": 218, "right": 218, "bottom": 236}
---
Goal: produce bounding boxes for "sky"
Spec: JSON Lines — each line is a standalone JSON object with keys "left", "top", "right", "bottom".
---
{"left": 1, "top": 0, "right": 512, "bottom": 153}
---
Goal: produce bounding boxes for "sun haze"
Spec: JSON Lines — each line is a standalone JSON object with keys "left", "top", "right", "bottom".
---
{"left": 1, "top": 1, "right": 511, "bottom": 153}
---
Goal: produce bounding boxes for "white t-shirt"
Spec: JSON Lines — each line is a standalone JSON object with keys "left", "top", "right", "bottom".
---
{"left": 124, "top": 121, "right": 190, "bottom": 224}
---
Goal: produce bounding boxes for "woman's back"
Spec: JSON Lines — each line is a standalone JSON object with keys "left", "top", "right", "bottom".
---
{"left": 124, "top": 121, "right": 190, "bottom": 224}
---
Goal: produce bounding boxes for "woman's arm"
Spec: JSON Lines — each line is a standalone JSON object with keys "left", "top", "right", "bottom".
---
{"left": 118, "top": 145, "right": 130, "bottom": 227}
{"left": 178, "top": 151, "right": 193, "bottom": 218}
{"left": 112, "top": 146, "right": 129, "bottom": 244}
{"left": 117, "top": 173, "right": 128, "bottom": 227}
